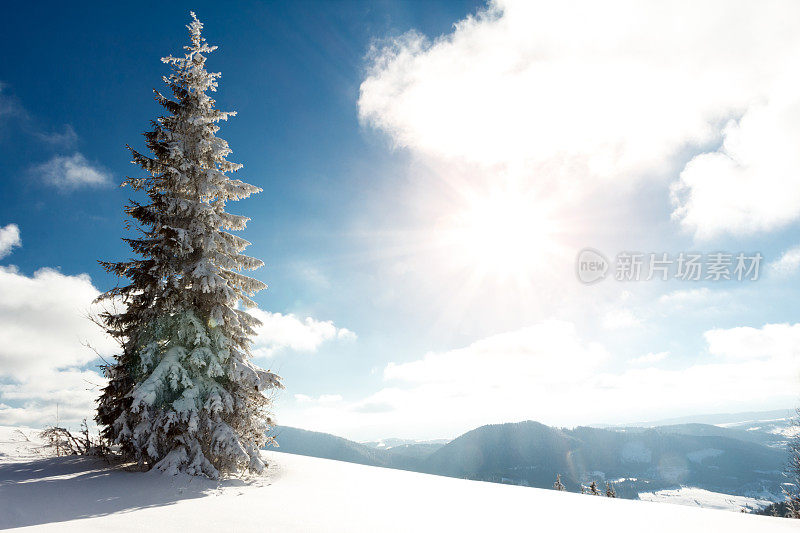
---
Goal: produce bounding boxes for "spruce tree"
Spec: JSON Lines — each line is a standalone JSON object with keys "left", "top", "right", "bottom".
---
{"left": 784, "top": 409, "right": 800, "bottom": 517}
{"left": 553, "top": 473, "right": 565, "bottom": 491}
{"left": 95, "top": 12, "right": 282, "bottom": 478}
{"left": 605, "top": 481, "right": 616, "bottom": 498}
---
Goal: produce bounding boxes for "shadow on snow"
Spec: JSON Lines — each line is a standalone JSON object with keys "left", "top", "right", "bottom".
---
{"left": 0, "top": 455, "right": 260, "bottom": 529}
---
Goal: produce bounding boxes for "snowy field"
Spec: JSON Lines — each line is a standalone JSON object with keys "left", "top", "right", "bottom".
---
{"left": 0, "top": 426, "right": 795, "bottom": 532}
{"left": 639, "top": 486, "right": 774, "bottom": 512}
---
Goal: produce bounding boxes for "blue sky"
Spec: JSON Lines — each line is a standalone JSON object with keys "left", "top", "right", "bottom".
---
{"left": 2, "top": 0, "right": 800, "bottom": 441}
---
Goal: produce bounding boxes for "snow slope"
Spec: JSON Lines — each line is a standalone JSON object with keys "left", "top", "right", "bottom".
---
{"left": 0, "top": 426, "right": 794, "bottom": 532}
{"left": 0, "top": 427, "right": 52, "bottom": 463}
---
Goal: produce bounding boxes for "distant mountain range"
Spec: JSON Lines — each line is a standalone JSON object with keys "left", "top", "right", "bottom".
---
{"left": 420, "top": 421, "right": 784, "bottom": 499}
{"left": 268, "top": 409, "right": 793, "bottom": 503}
{"left": 598, "top": 408, "right": 794, "bottom": 429}
{"left": 267, "top": 426, "right": 439, "bottom": 470}
{"left": 361, "top": 437, "right": 450, "bottom": 449}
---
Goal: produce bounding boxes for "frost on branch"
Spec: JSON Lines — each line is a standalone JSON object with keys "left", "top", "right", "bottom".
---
{"left": 95, "top": 12, "right": 282, "bottom": 479}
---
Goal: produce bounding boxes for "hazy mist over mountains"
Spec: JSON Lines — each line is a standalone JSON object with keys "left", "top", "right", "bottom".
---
{"left": 269, "top": 409, "right": 794, "bottom": 505}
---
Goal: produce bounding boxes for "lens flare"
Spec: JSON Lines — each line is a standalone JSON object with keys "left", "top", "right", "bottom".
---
{"left": 437, "top": 187, "right": 554, "bottom": 285}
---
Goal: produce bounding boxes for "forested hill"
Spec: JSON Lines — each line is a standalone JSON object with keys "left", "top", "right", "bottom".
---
{"left": 270, "top": 418, "right": 788, "bottom": 501}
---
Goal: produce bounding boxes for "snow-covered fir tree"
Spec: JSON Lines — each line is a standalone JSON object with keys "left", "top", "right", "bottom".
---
{"left": 784, "top": 409, "right": 800, "bottom": 517}
{"left": 95, "top": 12, "right": 282, "bottom": 479}
{"left": 605, "top": 481, "right": 616, "bottom": 498}
{"left": 553, "top": 473, "right": 565, "bottom": 491}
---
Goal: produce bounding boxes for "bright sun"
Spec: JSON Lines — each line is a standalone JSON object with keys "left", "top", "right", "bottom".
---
{"left": 438, "top": 188, "right": 553, "bottom": 284}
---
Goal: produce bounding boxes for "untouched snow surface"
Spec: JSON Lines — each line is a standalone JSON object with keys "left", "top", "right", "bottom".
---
{"left": 0, "top": 426, "right": 795, "bottom": 532}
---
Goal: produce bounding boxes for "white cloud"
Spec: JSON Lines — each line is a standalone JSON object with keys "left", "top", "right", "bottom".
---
{"left": 629, "top": 351, "right": 669, "bottom": 365}
{"left": 358, "top": 0, "right": 800, "bottom": 239}
{"left": 249, "top": 308, "right": 356, "bottom": 358}
{"left": 601, "top": 308, "right": 641, "bottom": 330}
{"left": 0, "top": 223, "right": 21, "bottom": 259}
{"left": 0, "top": 81, "right": 78, "bottom": 147}
{"left": 294, "top": 394, "right": 343, "bottom": 404}
{"left": 35, "top": 124, "right": 78, "bottom": 148}
{"left": 656, "top": 288, "right": 734, "bottom": 316}
{"left": 0, "top": 369, "right": 105, "bottom": 427}
{"left": 285, "top": 321, "right": 800, "bottom": 440}
{"left": 768, "top": 245, "right": 800, "bottom": 277}
{"left": 0, "top": 82, "right": 22, "bottom": 120}
{"left": 384, "top": 321, "right": 608, "bottom": 385}
{"left": 0, "top": 266, "right": 115, "bottom": 427}
{"left": 671, "top": 78, "right": 800, "bottom": 239}
{"left": 33, "top": 152, "right": 112, "bottom": 190}
{"left": 0, "top": 266, "right": 116, "bottom": 377}
{"left": 658, "top": 288, "right": 713, "bottom": 307}
{"left": 704, "top": 323, "right": 800, "bottom": 361}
